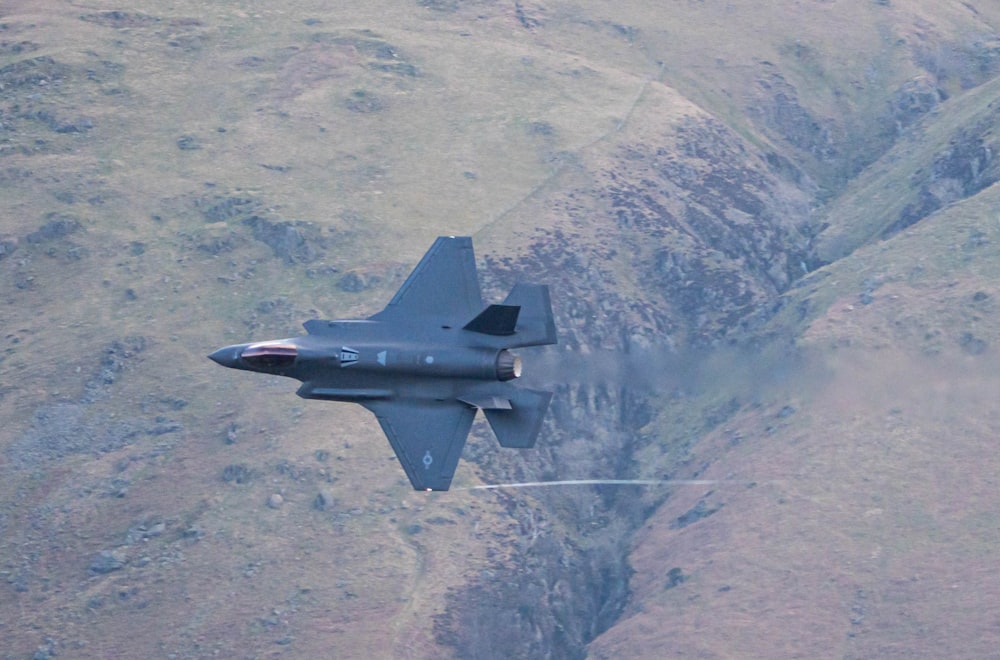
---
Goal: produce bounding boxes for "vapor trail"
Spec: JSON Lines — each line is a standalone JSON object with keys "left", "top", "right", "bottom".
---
{"left": 464, "top": 478, "right": 766, "bottom": 490}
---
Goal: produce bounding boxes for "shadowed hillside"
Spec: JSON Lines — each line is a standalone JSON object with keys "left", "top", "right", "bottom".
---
{"left": 3, "top": 1, "right": 1000, "bottom": 658}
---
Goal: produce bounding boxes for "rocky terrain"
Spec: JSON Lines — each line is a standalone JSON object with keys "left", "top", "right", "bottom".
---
{"left": 3, "top": 1, "right": 1000, "bottom": 658}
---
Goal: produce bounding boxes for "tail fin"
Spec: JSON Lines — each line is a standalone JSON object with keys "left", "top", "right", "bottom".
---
{"left": 502, "top": 284, "right": 557, "bottom": 348}
{"left": 483, "top": 387, "right": 552, "bottom": 448}
{"left": 463, "top": 304, "right": 520, "bottom": 336}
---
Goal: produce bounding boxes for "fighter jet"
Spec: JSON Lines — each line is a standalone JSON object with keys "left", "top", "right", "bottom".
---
{"left": 209, "top": 236, "right": 557, "bottom": 491}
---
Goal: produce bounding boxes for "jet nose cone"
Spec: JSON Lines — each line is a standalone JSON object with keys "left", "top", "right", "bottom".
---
{"left": 208, "top": 345, "right": 242, "bottom": 368}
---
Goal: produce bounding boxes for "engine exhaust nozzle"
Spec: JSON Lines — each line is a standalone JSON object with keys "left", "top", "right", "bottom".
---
{"left": 496, "top": 349, "right": 522, "bottom": 381}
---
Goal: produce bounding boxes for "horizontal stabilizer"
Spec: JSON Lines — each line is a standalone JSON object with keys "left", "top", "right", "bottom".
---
{"left": 484, "top": 387, "right": 553, "bottom": 449}
{"left": 463, "top": 304, "right": 520, "bottom": 336}
{"left": 501, "top": 284, "right": 557, "bottom": 348}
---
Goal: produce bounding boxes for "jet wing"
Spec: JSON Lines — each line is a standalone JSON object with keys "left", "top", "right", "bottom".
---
{"left": 369, "top": 236, "right": 483, "bottom": 325}
{"left": 362, "top": 399, "right": 476, "bottom": 490}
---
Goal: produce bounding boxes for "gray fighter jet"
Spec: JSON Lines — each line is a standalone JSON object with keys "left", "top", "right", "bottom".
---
{"left": 209, "top": 236, "right": 557, "bottom": 490}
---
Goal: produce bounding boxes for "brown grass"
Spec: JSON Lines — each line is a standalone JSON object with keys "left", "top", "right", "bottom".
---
{"left": 4, "top": 1, "right": 1000, "bottom": 658}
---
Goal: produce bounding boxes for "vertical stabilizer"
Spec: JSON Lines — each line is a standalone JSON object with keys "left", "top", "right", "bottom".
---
{"left": 463, "top": 304, "right": 520, "bottom": 336}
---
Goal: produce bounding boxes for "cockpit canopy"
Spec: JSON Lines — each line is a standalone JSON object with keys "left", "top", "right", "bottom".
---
{"left": 241, "top": 342, "right": 297, "bottom": 368}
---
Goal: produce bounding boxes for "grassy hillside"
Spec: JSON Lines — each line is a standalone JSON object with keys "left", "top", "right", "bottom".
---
{"left": 3, "top": 1, "right": 1000, "bottom": 658}
{"left": 593, "top": 182, "right": 1000, "bottom": 657}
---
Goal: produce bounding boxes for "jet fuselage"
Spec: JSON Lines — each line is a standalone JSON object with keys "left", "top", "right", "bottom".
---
{"left": 208, "top": 236, "right": 556, "bottom": 490}
{"left": 209, "top": 320, "right": 521, "bottom": 404}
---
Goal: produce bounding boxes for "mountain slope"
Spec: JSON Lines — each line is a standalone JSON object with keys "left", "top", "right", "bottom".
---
{"left": 592, "top": 181, "right": 1000, "bottom": 657}
{"left": 3, "top": 2, "right": 1000, "bottom": 658}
